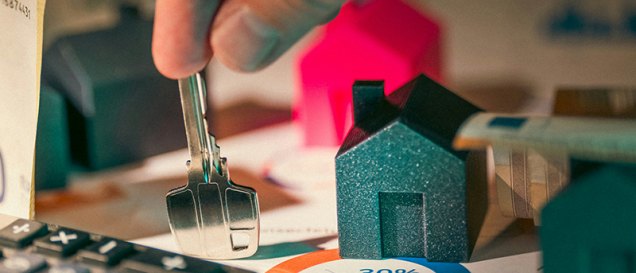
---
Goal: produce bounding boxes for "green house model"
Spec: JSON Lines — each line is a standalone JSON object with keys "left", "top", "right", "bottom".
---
{"left": 335, "top": 74, "right": 487, "bottom": 262}
{"left": 42, "top": 6, "right": 184, "bottom": 170}
{"left": 541, "top": 160, "right": 636, "bottom": 273}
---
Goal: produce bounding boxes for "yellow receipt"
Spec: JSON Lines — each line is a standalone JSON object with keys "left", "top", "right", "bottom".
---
{"left": 0, "top": 0, "right": 45, "bottom": 218}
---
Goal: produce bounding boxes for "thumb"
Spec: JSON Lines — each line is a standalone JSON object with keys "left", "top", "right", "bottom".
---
{"left": 211, "top": 0, "right": 346, "bottom": 72}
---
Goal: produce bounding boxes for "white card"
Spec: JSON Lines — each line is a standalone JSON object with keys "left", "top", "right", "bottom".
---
{"left": 0, "top": 0, "right": 45, "bottom": 218}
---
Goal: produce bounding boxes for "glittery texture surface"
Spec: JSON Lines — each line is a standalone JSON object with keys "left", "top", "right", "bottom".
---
{"left": 336, "top": 75, "right": 485, "bottom": 262}
{"left": 540, "top": 161, "right": 636, "bottom": 273}
{"left": 337, "top": 123, "right": 468, "bottom": 261}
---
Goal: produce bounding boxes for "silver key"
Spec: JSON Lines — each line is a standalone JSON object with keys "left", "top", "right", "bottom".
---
{"left": 166, "top": 73, "right": 260, "bottom": 259}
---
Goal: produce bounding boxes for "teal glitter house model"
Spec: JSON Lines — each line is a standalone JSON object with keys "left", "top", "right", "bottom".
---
{"left": 335, "top": 75, "right": 487, "bottom": 262}
{"left": 541, "top": 161, "right": 636, "bottom": 273}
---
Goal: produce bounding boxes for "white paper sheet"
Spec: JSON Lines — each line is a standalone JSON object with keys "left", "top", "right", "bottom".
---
{"left": 0, "top": 0, "right": 45, "bottom": 218}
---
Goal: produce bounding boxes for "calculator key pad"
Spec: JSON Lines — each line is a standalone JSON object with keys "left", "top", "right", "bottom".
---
{"left": 0, "top": 215, "right": 251, "bottom": 272}
{"left": 0, "top": 219, "right": 47, "bottom": 248}
{"left": 77, "top": 238, "right": 134, "bottom": 266}
{"left": 34, "top": 228, "right": 91, "bottom": 257}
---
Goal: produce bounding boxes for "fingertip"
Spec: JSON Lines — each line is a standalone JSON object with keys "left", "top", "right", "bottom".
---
{"left": 152, "top": 0, "right": 220, "bottom": 79}
{"left": 152, "top": 43, "right": 210, "bottom": 79}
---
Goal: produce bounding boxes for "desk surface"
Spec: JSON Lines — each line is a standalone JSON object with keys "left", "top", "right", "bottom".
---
{"left": 132, "top": 123, "right": 540, "bottom": 272}
{"left": 35, "top": 119, "right": 540, "bottom": 272}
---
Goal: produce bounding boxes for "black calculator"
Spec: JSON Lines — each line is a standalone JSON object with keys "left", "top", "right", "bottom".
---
{"left": 0, "top": 214, "right": 254, "bottom": 272}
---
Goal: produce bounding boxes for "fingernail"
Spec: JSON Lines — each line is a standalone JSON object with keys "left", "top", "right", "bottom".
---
{"left": 213, "top": 6, "right": 280, "bottom": 71}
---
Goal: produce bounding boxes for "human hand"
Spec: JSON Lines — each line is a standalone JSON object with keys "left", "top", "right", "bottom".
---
{"left": 152, "top": 0, "right": 346, "bottom": 79}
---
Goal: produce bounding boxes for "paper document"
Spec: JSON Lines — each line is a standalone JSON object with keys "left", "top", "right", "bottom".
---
{"left": 454, "top": 112, "right": 636, "bottom": 224}
{"left": 0, "top": 0, "right": 46, "bottom": 218}
{"left": 454, "top": 113, "right": 636, "bottom": 163}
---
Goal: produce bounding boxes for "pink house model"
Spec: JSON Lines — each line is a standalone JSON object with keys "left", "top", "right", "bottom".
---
{"left": 295, "top": 0, "right": 443, "bottom": 146}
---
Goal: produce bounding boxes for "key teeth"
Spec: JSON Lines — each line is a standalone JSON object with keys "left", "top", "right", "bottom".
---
{"left": 220, "top": 158, "right": 230, "bottom": 179}
{"left": 209, "top": 135, "right": 222, "bottom": 174}
{"left": 209, "top": 135, "right": 220, "bottom": 154}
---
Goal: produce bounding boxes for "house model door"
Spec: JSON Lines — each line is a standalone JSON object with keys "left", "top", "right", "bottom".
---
{"left": 379, "top": 192, "right": 426, "bottom": 257}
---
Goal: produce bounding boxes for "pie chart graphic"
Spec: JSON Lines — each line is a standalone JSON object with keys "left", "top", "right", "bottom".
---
{"left": 267, "top": 249, "right": 469, "bottom": 273}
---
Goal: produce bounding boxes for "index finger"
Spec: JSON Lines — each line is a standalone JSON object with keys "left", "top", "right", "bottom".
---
{"left": 153, "top": 0, "right": 222, "bottom": 79}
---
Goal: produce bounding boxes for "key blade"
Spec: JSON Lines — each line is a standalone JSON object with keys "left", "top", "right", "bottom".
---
{"left": 178, "top": 74, "right": 212, "bottom": 182}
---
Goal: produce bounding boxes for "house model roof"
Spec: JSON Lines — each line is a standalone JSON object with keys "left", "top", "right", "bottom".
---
{"left": 338, "top": 74, "right": 481, "bottom": 157}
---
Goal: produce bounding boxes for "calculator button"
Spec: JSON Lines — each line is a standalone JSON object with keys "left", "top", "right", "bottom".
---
{"left": 0, "top": 219, "right": 48, "bottom": 248}
{"left": 120, "top": 248, "right": 223, "bottom": 273}
{"left": 33, "top": 228, "right": 90, "bottom": 257}
{"left": 77, "top": 238, "right": 134, "bottom": 266}
{"left": 0, "top": 252, "right": 47, "bottom": 273}
{"left": 45, "top": 263, "right": 90, "bottom": 273}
